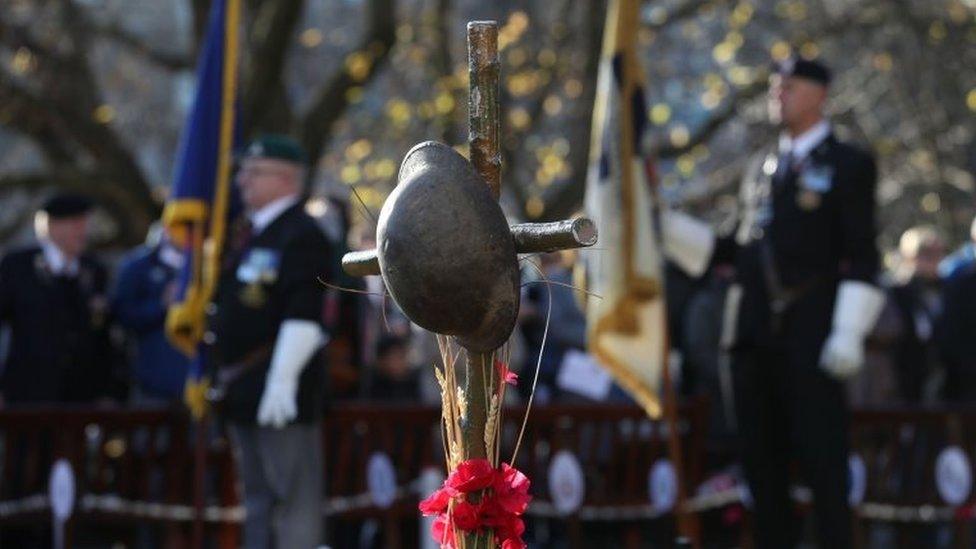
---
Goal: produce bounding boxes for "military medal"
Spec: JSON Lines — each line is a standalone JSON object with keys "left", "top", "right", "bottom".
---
{"left": 797, "top": 189, "right": 822, "bottom": 211}
{"left": 240, "top": 281, "right": 267, "bottom": 308}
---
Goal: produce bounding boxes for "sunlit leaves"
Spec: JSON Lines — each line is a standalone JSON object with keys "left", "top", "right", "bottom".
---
{"left": 650, "top": 103, "right": 672, "bottom": 125}
{"left": 346, "top": 50, "right": 373, "bottom": 82}
{"left": 300, "top": 28, "right": 323, "bottom": 48}
{"left": 11, "top": 47, "right": 36, "bottom": 75}
{"left": 92, "top": 104, "right": 116, "bottom": 124}
{"left": 770, "top": 40, "right": 792, "bottom": 60}
{"left": 498, "top": 11, "right": 530, "bottom": 51}
{"left": 730, "top": 2, "right": 755, "bottom": 28}
{"left": 385, "top": 98, "right": 412, "bottom": 128}
{"left": 669, "top": 125, "right": 690, "bottom": 148}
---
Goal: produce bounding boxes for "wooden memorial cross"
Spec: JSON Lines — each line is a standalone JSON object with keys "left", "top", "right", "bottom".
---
{"left": 341, "top": 20, "right": 598, "bottom": 547}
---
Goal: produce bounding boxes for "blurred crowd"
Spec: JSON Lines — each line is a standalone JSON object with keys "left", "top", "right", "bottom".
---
{"left": 3, "top": 191, "right": 975, "bottom": 432}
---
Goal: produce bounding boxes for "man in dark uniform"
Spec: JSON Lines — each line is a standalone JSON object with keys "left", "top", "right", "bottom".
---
{"left": 662, "top": 57, "right": 884, "bottom": 548}
{"left": 940, "top": 262, "right": 976, "bottom": 401}
{"left": 212, "top": 135, "right": 331, "bottom": 549}
{"left": 0, "top": 193, "right": 116, "bottom": 405}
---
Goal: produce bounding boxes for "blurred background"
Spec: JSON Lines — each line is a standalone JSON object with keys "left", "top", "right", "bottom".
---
{"left": 0, "top": 0, "right": 972, "bottom": 255}
{"left": 1, "top": 1, "right": 976, "bottom": 548}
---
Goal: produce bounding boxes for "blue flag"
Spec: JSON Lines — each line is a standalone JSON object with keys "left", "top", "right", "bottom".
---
{"left": 163, "top": 0, "right": 241, "bottom": 418}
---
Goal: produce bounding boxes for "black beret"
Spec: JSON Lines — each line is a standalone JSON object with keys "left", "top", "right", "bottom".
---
{"left": 240, "top": 134, "right": 308, "bottom": 165}
{"left": 774, "top": 56, "right": 831, "bottom": 86}
{"left": 42, "top": 193, "right": 93, "bottom": 219}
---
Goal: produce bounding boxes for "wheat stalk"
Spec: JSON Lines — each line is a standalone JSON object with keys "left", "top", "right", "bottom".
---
{"left": 484, "top": 393, "right": 499, "bottom": 460}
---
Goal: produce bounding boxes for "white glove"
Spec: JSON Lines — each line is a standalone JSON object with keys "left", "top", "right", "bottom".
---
{"left": 819, "top": 281, "right": 885, "bottom": 379}
{"left": 662, "top": 210, "right": 715, "bottom": 278}
{"left": 257, "top": 320, "right": 326, "bottom": 428}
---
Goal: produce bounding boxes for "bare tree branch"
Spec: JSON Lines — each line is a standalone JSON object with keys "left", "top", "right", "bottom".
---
{"left": 0, "top": 0, "right": 159, "bottom": 245}
{"left": 0, "top": 171, "right": 156, "bottom": 246}
{"left": 241, "top": 0, "right": 306, "bottom": 135}
{"left": 0, "top": 73, "right": 75, "bottom": 166}
{"left": 94, "top": 21, "right": 193, "bottom": 71}
{"left": 653, "top": 77, "right": 766, "bottom": 159}
{"left": 300, "top": 0, "right": 396, "bottom": 168}
{"left": 647, "top": 0, "right": 724, "bottom": 31}
{"left": 0, "top": 18, "right": 59, "bottom": 59}
{"left": 536, "top": 0, "right": 607, "bottom": 222}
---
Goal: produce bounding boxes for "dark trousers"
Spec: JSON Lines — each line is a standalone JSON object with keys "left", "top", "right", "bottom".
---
{"left": 733, "top": 343, "right": 851, "bottom": 549}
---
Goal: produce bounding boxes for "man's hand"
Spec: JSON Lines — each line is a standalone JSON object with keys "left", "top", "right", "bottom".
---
{"left": 819, "top": 331, "right": 864, "bottom": 379}
{"left": 257, "top": 378, "right": 298, "bottom": 428}
{"left": 819, "top": 281, "right": 885, "bottom": 381}
{"left": 255, "top": 319, "right": 325, "bottom": 428}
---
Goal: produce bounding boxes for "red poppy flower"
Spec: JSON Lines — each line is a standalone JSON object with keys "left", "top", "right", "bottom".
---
{"left": 446, "top": 458, "right": 495, "bottom": 494}
{"left": 492, "top": 463, "right": 532, "bottom": 514}
{"left": 501, "top": 537, "right": 527, "bottom": 549}
{"left": 431, "top": 513, "right": 456, "bottom": 548}
{"left": 494, "top": 513, "right": 526, "bottom": 547}
{"left": 452, "top": 499, "right": 481, "bottom": 531}
{"left": 495, "top": 360, "right": 519, "bottom": 386}
{"left": 419, "top": 486, "right": 452, "bottom": 516}
{"left": 479, "top": 497, "right": 526, "bottom": 539}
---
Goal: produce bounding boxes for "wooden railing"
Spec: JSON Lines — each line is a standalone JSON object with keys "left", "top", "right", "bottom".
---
{"left": 1, "top": 401, "right": 975, "bottom": 548}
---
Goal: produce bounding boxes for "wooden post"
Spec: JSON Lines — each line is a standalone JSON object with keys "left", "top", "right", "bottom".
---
{"left": 468, "top": 22, "right": 501, "bottom": 202}
{"left": 192, "top": 416, "right": 208, "bottom": 548}
{"left": 462, "top": 20, "right": 500, "bottom": 549}
{"left": 661, "top": 339, "right": 701, "bottom": 546}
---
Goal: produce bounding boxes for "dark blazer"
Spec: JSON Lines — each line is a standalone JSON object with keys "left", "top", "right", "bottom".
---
{"left": 0, "top": 246, "right": 114, "bottom": 403}
{"left": 886, "top": 278, "right": 943, "bottom": 402}
{"left": 940, "top": 266, "right": 976, "bottom": 401}
{"left": 212, "top": 203, "right": 333, "bottom": 423}
{"left": 716, "top": 132, "right": 880, "bottom": 351}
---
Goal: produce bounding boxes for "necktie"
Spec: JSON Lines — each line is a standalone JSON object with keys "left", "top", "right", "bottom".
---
{"left": 775, "top": 149, "right": 794, "bottom": 185}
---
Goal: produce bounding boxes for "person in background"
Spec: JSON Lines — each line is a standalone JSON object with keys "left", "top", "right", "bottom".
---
{"left": 661, "top": 57, "right": 882, "bottom": 548}
{"left": 211, "top": 135, "right": 332, "bottom": 549}
{"left": 112, "top": 225, "right": 191, "bottom": 405}
{"left": 0, "top": 193, "right": 119, "bottom": 405}
{"left": 351, "top": 223, "right": 410, "bottom": 398}
{"left": 368, "top": 335, "right": 419, "bottom": 402}
{"left": 887, "top": 226, "right": 946, "bottom": 402}
{"left": 940, "top": 259, "right": 976, "bottom": 402}
{"left": 519, "top": 251, "right": 587, "bottom": 403}
{"left": 939, "top": 215, "right": 976, "bottom": 281}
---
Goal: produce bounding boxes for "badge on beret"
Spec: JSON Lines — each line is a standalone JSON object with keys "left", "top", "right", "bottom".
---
{"left": 797, "top": 189, "right": 822, "bottom": 211}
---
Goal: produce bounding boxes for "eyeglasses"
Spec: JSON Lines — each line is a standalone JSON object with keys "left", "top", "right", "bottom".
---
{"left": 237, "top": 166, "right": 292, "bottom": 179}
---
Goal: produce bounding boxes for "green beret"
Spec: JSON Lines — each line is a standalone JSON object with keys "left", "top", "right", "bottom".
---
{"left": 240, "top": 134, "right": 307, "bottom": 165}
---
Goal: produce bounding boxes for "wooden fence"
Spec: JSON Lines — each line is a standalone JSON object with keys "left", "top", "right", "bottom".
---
{"left": 1, "top": 401, "right": 975, "bottom": 548}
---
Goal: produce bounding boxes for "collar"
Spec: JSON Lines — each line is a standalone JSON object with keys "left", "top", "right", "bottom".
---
{"left": 41, "top": 240, "right": 79, "bottom": 276}
{"left": 249, "top": 194, "right": 300, "bottom": 234}
{"left": 778, "top": 119, "right": 831, "bottom": 161}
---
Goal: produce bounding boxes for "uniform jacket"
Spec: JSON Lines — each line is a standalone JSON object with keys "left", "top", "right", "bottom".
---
{"left": 112, "top": 244, "right": 190, "bottom": 401}
{"left": 940, "top": 266, "right": 976, "bottom": 401}
{"left": 717, "top": 131, "right": 880, "bottom": 351}
{"left": 0, "top": 246, "right": 115, "bottom": 403}
{"left": 212, "top": 203, "right": 332, "bottom": 423}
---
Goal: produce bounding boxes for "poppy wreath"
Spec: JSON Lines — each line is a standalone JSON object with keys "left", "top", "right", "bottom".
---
{"left": 420, "top": 459, "right": 531, "bottom": 549}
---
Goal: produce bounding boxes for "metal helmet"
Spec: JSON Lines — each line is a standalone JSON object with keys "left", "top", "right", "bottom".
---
{"left": 376, "top": 141, "right": 519, "bottom": 352}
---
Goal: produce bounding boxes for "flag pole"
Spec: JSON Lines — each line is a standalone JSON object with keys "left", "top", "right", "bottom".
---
{"left": 612, "top": 0, "right": 701, "bottom": 544}
{"left": 660, "top": 324, "right": 701, "bottom": 545}
{"left": 191, "top": 0, "right": 240, "bottom": 545}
